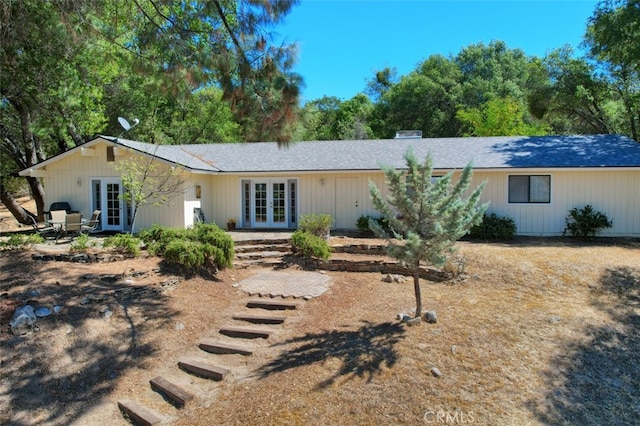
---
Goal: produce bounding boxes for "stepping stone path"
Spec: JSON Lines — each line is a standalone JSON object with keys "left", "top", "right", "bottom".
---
{"left": 114, "top": 236, "right": 336, "bottom": 425}
{"left": 232, "top": 313, "right": 286, "bottom": 324}
{"left": 117, "top": 399, "right": 163, "bottom": 425}
{"left": 117, "top": 284, "right": 304, "bottom": 424}
{"left": 149, "top": 376, "right": 194, "bottom": 408}
{"left": 219, "top": 326, "right": 272, "bottom": 339}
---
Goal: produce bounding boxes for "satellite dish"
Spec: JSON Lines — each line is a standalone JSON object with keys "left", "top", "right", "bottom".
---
{"left": 117, "top": 117, "right": 140, "bottom": 138}
{"left": 118, "top": 116, "right": 132, "bottom": 131}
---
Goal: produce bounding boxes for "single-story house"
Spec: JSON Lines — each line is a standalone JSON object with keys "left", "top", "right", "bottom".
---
{"left": 19, "top": 134, "right": 640, "bottom": 236}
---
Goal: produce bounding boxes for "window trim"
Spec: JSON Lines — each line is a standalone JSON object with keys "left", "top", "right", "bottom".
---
{"left": 508, "top": 174, "right": 551, "bottom": 204}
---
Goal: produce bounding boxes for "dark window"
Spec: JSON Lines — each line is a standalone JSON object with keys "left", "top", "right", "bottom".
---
{"left": 508, "top": 175, "right": 550, "bottom": 203}
{"left": 106, "top": 146, "right": 115, "bottom": 162}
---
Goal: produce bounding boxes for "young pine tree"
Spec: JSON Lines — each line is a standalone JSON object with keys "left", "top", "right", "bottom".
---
{"left": 369, "top": 150, "right": 488, "bottom": 318}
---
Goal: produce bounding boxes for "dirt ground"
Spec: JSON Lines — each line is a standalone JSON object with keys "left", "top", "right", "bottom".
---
{"left": 1, "top": 200, "right": 640, "bottom": 425}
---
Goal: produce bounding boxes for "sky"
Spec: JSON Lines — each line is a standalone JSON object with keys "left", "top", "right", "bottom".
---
{"left": 275, "top": 0, "right": 600, "bottom": 103}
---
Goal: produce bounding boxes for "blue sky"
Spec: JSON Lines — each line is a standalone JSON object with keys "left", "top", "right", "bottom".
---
{"left": 275, "top": 1, "right": 600, "bottom": 102}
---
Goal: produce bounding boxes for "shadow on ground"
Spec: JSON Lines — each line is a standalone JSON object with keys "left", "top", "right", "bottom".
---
{"left": 256, "top": 320, "right": 405, "bottom": 389}
{"left": 0, "top": 253, "right": 177, "bottom": 425}
{"left": 529, "top": 266, "right": 640, "bottom": 424}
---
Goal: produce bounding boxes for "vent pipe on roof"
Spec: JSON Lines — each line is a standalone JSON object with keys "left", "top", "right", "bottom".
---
{"left": 394, "top": 130, "right": 422, "bottom": 139}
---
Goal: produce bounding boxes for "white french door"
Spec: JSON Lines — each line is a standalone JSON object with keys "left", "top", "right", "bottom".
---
{"left": 252, "top": 180, "right": 288, "bottom": 228}
{"left": 91, "top": 178, "right": 124, "bottom": 231}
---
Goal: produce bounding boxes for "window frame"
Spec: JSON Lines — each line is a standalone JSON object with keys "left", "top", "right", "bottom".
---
{"left": 508, "top": 174, "right": 551, "bottom": 204}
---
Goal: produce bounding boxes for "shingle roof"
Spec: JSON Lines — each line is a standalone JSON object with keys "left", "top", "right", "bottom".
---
{"left": 107, "top": 134, "right": 640, "bottom": 173}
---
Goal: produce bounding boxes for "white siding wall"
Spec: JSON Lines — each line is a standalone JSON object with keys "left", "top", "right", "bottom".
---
{"left": 42, "top": 141, "right": 187, "bottom": 232}
{"left": 209, "top": 175, "right": 241, "bottom": 228}
{"left": 472, "top": 170, "right": 640, "bottom": 236}
{"left": 40, "top": 142, "right": 119, "bottom": 219}
{"left": 41, "top": 143, "right": 640, "bottom": 236}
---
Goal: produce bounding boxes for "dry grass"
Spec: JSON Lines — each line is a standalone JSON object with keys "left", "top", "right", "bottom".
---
{"left": 172, "top": 240, "right": 640, "bottom": 426}
{"left": 1, "top": 200, "right": 639, "bottom": 425}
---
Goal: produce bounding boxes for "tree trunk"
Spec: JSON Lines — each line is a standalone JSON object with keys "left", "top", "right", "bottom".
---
{"left": 26, "top": 177, "right": 46, "bottom": 219}
{"left": 0, "top": 181, "right": 31, "bottom": 224}
{"left": 413, "top": 266, "right": 422, "bottom": 318}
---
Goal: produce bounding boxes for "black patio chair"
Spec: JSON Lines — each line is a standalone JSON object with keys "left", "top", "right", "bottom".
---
{"left": 28, "top": 216, "right": 57, "bottom": 239}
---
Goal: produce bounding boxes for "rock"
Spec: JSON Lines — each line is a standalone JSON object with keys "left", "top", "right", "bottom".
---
{"left": 431, "top": 367, "right": 443, "bottom": 378}
{"left": 34, "top": 307, "right": 52, "bottom": 317}
{"left": 549, "top": 316, "right": 561, "bottom": 324}
{"left": 385, "top": 274, "right": 406, "bottom": 283}
{"left": 175, "top": 322, "right": 185, "bottom": 331}
{"left": 423, "top": 310, "right": 438, "bottom": 324}
{"left": 71, "top": 254, "right": 88, "bottom": 263}
{"left": 451, "top": 345, "right": 457, "bottom": 355}
{"left": 398, "top": 313, "right": 411, "bottom": 322}
{"left": 104, "top": 309, "right": 113, "bottom": 319}
{"left": 10, "top": 305, "right": 37, "bottom": 335}
{"left": 406, "top": 317, "right": 422, "bottom": 326}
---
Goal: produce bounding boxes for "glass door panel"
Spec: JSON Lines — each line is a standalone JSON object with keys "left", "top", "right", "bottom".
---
{"left": 272, "top": 182, "right": 286, "bottom": 225}
{"left": 254, "top": 182, "right": 267, "bottom": 224}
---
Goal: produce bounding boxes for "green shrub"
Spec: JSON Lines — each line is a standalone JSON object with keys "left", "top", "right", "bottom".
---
{"left": 0, "top": 233, "right": 43, "bottom": 250}
{"left": 164, "top": 239, "right": 214, "bottom": 270}
{"left": 357, "top": 215, "right": 391, "bottom": 234}
{"left": 192, "top": 223, "right": 234, "bottom": 268}
{"left": 291, "top": 230, "right": 332, "bottom": 260}
{"left": 70, "top": 233, "right": 92, "bottom": 253}
{"left": 564, "top": 205, "right": 613, "bottom": 239}
{"left": 139, "top": 225, "right": 189, "bottom": 255}
{"left": 299, "top": 214, "right": 333, "bottom": 238}
{"left": 468, "top": 213, "right": 517, "bottom": 240}
{"left": 139, "top": 223, "right": 234, "bottom": 270}
{"left": 356, "top": 215, "right": 372, "bottom": 233}
{"left": 103, "top": 233, "right": 141, "bottom": 257}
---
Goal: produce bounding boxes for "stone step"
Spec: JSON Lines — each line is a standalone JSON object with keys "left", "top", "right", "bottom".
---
{"left": 234, "top": 238, "right": 290, "bottom": 246}
{"left": 233, "top": 258, "right": 283, "bottom": 269}
{"left": 232, "top": 313, "right": 286, "bottom": 324}
{"left": 235, "top": 244, "right": 290, "bottom": 254}
{"left": 219, "top": 326, "right": 272, "bottom": 339}
{"left": 246, "top": 299, "right": 298, "bottom": 310}
{"left": 117, "top": 399, "right": 163, "bottom": 425}
{"left": 178, "top": 359, "right": 230, "bottom": 381}
{"left": 198, "top": 338, "right": 254, "bottom": 356}
{"left": 149, "top": 376, "right": 194, "bottom": 408}
{"left": 236, "top": 251, "right": 286, "bottom": 260}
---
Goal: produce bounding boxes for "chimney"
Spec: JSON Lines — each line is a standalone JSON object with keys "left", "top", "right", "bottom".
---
{"left": 394, "top": 130, "right": 422, "bottom": 139}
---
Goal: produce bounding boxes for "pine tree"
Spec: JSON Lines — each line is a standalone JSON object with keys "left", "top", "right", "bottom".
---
{"left": 369, "top": 149, "right": 488, "bottom": 318}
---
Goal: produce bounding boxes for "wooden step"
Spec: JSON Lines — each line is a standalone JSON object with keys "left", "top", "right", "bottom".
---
{"left": 219, "top": 326, "right": 272, "bottom": 339}
{"left": 232, "top": 313, "right": 286, "bottom": 324}
{"left": 149, "top": 376, "right": 193, "bottom": 408}
{"left": 199, "top": 338, "right": 254, "bottom": 356}
{"left": 178, "top": 359, "right": 230, "bottom": 381}
{"left": 117, "top": 399, "right": 162, "bottom": 425}
{"left": 246, "top": 299, "right": 298, "bottom": 310}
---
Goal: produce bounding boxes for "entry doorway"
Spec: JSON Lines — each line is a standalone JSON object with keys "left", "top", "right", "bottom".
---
{"left": 335, "top": 177, "right": 361, "bottom": 229}
{"left": 90, "top": 178, "right": 125, "bottom": 231}
{"left": 241, "top": 179, "right": 298, "bottom": 228}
